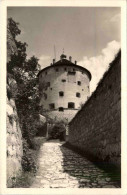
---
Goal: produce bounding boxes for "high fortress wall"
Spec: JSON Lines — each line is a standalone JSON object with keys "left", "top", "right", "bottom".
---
{"left": 68, "top": 51, "right": 121, "bottom": 167}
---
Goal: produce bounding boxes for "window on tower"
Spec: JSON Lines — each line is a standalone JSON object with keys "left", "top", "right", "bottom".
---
{"left": 61, "top": 79, "right": 66, "bottom": 82}
{"left": 49, "top": 103, "right": 55, "bottom": 110}
{"left": 68, "top": 71, "right": 76, "bottom": 75}
{"left": 43, "top": 93, "right": 47, "bottom": 100}
{"left": 47, "top": 82, "right": 50, "bottom": 87}
{"left": 59, "top": 107, "right": 64, "bottom": 112}
{"left": 56, "top": 68, "right": 59, "bottom": 72}
{"left": 77, "top": 81, "right": 81, "bottom": 86}
{"left": 59, "top": 91, "right": 64, "bottom": 97}
{"left": 76, "top": 92, "right": 81, "bottom": 98}
{"left": 68, "top": 102, "right": 75, "bottom": 109}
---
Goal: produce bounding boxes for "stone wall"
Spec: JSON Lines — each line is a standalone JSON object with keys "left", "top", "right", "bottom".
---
{"left": 7, "top": 25, "right": 23, "bottom": 187}
{"left": 41, "top": 109, "right": 78, "bottom": 124}
{"left": 7, "top": 77, "right": 23, "bottom": 187}
{"left": 69, "top": 51, "right": 121, "bottom": 167}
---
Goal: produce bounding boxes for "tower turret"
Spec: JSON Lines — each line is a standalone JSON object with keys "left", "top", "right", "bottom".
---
{"left": 38, "top": 54, "right": 92, "bottom": 122}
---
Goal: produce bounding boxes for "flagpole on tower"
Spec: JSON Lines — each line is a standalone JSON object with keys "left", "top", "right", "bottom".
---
{"left": 54, "top": 45, "right": 56, "bottom": 61}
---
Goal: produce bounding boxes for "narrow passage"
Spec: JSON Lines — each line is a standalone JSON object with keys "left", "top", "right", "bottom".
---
{"left": 31, "top": 140, "right": 120, "bottom": 188}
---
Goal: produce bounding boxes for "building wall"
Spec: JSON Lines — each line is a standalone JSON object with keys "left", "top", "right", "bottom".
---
{"left": 42, "top": 109, "right": 78, "bottom": 123}
{"left": 39, "top": 65, "right": 90, "bottom": 122}
{"left": 68, "top": 51, "right": 121, "bottom": 166}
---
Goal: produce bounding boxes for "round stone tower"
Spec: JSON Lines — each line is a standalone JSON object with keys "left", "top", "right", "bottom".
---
{"left": 38, "top": 54, "right": 92, "bottom": 123}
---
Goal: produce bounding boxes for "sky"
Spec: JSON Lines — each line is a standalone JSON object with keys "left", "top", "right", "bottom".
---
{"left": 7, "top": 7, "right": 121, "bottom": 93}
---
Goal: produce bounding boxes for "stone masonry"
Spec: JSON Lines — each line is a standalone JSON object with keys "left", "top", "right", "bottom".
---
{"left": 7, "top": 25, "right": 23, "bottom": 187}
{"left": 69, "top": 51, "right": 121, "bottom": 167}
{"left": 31, "top": 140, "right": 120, "bottom": 188}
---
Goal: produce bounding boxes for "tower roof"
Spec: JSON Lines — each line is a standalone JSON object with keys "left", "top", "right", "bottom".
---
{"left": 38, "top": 54, "right": 92, "bottom": 80}
{"left": 55, "top": 58, "right": 73, "bottom": 66}
{"left": 60, "top": 54, "right": 67, "bottom": 59}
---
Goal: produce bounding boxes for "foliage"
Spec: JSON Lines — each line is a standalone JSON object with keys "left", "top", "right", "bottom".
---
{"left": 21, "top": 139, "right": 37, "bottom": 172}
{"left": 8, "top": 17, "right": 21, "bottom": 39}
{"left": 7, "top": 17, "right": 42, "bottom": 176}
{"left": 10, "top": 137, "right": 46, "bottom": 188}
{"left": 7, "top": 18, "right": 41, "bottom": 145}
{"left": 50, "top": 121, "right": 66, "bottom": 140}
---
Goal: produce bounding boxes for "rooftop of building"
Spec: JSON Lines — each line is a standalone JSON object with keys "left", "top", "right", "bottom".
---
{"left": 38, "top": 53, "right": 92, "bottom": 80}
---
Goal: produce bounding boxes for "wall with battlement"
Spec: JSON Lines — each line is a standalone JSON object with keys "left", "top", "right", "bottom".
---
{"left": 68, "top": 51, "right": 121, "bottom": 167}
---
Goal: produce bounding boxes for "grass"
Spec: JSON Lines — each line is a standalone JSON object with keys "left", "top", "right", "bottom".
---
{"left": 11, "top": 136, "right": 46, "bottom": 188}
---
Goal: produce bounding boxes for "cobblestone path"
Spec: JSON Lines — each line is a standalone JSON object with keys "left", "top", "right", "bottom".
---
{"left": 31, "top": 140, "right": 120, "bottom": 188}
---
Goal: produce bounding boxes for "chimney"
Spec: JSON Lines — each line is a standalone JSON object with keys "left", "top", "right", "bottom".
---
{"left": 69, "top": 56, "right": 72, "bottom": 62}
{"left": 75, "top": 60, "right": 77, "bottom": 65}
{"left": 53, "top": 59, "right": 55, "bottom": 64}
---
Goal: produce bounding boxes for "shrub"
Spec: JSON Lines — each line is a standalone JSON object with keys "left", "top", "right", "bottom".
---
{"left": 50, "top": 122, "right": 66, "bottom": 140}
{"left": 21, "top": 139, "right": 37, "bottom": 173}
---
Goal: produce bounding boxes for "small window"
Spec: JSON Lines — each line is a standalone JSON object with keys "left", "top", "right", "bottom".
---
{"left": 45, "top": 71, "right": 47, "bottom": 75}
{"left": 68, "top": 71, "right": 76, "bottom": 75}
{"left": 62, "top": 79, "right": 66, "bottom": 82}
{"left": 76, "top": 92, "right": 81, "bottom": 98}
{"left": 44, "top": 93, "right": 47, "bottom": 100}
{"left": 50, "top": 88, "right": 52, "bottom": 90}
{"left": 73, "top": 68, "right": 75, "bottom": 71}
{"left": 68, "top": 102, "right": 75, "bottom": 109}
{"left": 82, "top": 89, "right": 84, "bottom": 91}
{"left": 47, "top": 82, "right": 50, "bottom": 87}
{"left": 77, "top": 81, "right": 81, "bottom": 86}
{"left": 88, "top": 86, "right": 89, "bottom": 89}
{"left": 49, "top": 103, "right": 55, "bottom": 109}
{"left": 56, "top": 68, "right": 59, "bottom": 72}
{"left": 59, "top": 91, "right": 64, "bottom": 97}
{"left": 59, "top": 107, "right": 64, "bottom": 112}
{"left": 64, "top": 68, "right": 67, "bottom": 71}
{"left": 108, "top": 84, "right": 112, "bottom": 90}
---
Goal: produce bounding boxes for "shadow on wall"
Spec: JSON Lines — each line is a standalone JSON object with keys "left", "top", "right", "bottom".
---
{"left": 59, "top": 143, "right": 121, "bottom": 188}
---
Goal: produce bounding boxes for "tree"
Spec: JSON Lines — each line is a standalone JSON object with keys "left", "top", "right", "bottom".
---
{"left": 8, "top": 17, "right": 21, "bottom": 39}
{"left": 7, "top": 18, "right": 41, "bottom": 147}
